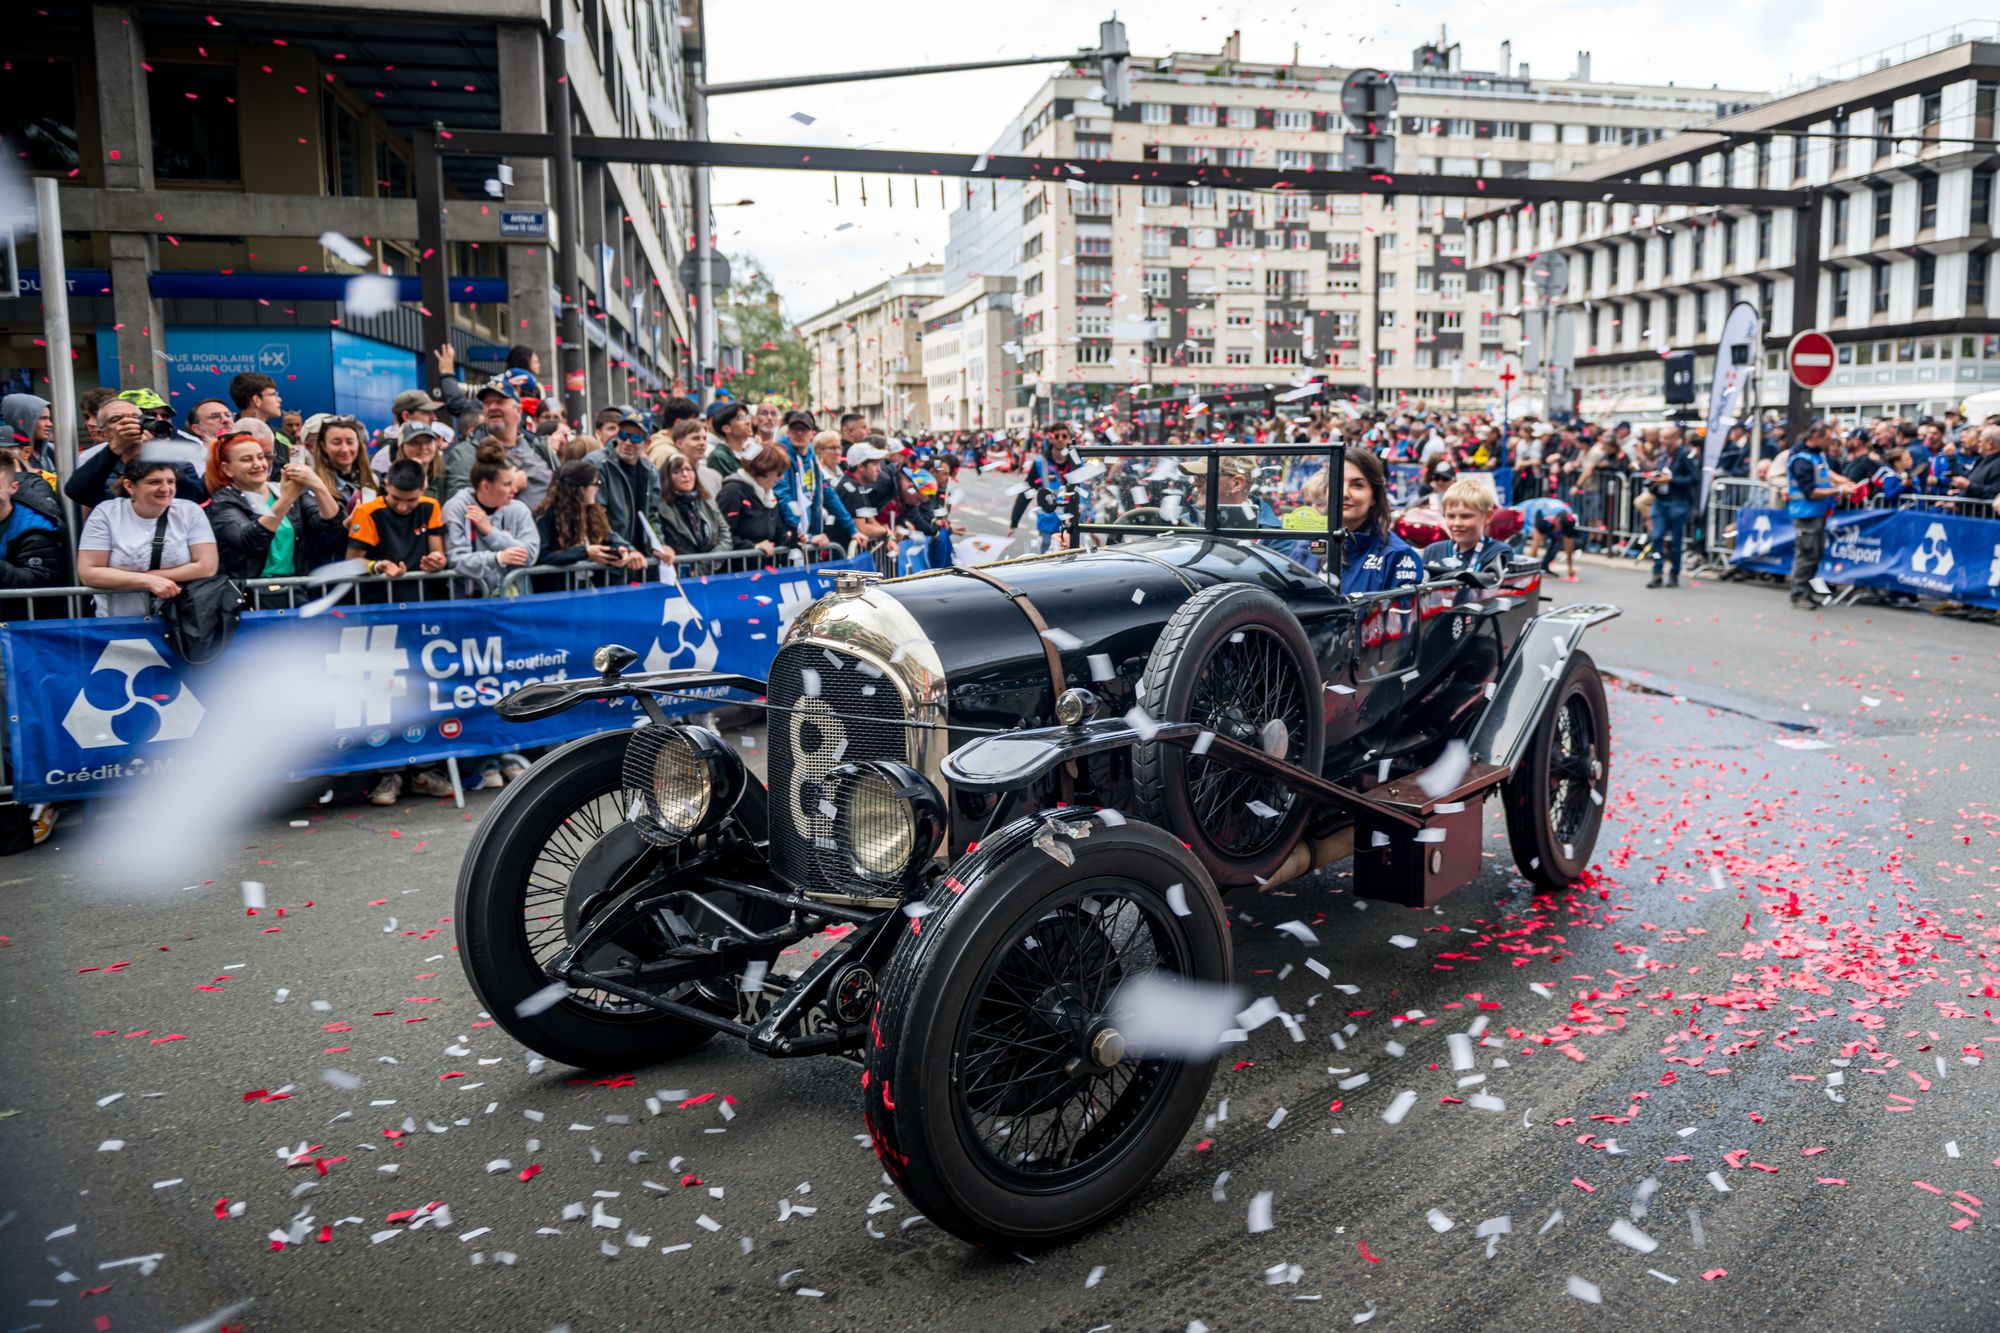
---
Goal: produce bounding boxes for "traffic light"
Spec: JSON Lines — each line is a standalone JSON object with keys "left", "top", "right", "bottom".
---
{"left": 1340, "top": 69, "right": 1397, "bottom": 172}
{"left": 1097, "top": 18, "right": 1131, "bottom": 109}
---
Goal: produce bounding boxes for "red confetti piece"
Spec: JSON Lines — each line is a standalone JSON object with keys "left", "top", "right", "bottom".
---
{"left": 518, "top": 1163, "right": 542, "bottom": 1182}
{"left": 1571, "top": 1178, "right": 1596, "bottom": 1193}
{"left": 1357, "top": 1240, "right": 1382, "bottom": 1263}
{"left": 1701, "top": 1269, "right": 1728, "bottom": 1281}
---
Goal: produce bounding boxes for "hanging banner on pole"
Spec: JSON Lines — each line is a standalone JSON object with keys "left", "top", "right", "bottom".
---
{"left": 1704, "top": 300, "right": 1760, "bottom": 484}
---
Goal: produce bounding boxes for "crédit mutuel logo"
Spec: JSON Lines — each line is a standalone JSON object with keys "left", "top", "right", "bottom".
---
{"left": 62, "top": 639, "right": 204, "bottom": 752}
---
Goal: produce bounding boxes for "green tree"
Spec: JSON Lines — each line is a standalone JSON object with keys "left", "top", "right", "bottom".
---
{"left": 724, "top": 255, "right": 813, "bottom": 405}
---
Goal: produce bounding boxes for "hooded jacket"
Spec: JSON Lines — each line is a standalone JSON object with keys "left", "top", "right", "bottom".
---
{"left": 655, "top": 486, "right": 729, "bottom": 556}
{"left": 0, "top": 468, "right": 67, "bottom": 589}
{"left": 2, "top": 393, "right": 55, "bottom": 473}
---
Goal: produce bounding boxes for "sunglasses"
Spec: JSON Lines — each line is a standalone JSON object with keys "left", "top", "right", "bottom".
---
{"left": 618, "top": 431, "right": 647, "bottom": 444}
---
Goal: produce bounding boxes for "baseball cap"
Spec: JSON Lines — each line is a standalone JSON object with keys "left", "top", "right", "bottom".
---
{"left": 399, "top": 419, "right": 455, "bottom": 447}
{"left": 393, "top": 389, "right": 445, "bottom": 415}
{"left": 844, "top": 441, "right": 888, "bottom": 468}
{"left": 299, "top": 412, "right": 334, "bottom": 440}
{"left": 118, "top": 387, "right": 169, "bottom": 412}
{"left": 1179, "top": 455, "right": 1256, "bottom": 479}
{"left": 784, "top": 411, "right": 817, "bottom": 433}
{"left": 475, "top": 377, "right": 519, "bottom": 402}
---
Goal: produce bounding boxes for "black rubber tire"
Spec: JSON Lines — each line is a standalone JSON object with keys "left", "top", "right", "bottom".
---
{"left": 455, "top": 728, "right": 765, "bottom": 1070}
{"left": 1502, "top": 648, "right": 1611, "bottom": 890}
{"left": 863, "top": 811, "right": 1229, "bottom": 1248}
{"left": 1131, "top": 583, "right": 1325, "bottom": 887}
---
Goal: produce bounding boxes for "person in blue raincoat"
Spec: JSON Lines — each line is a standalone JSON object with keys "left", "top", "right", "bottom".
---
{"left": 1336, "top": 448, "right": 1422, "bottom": 595}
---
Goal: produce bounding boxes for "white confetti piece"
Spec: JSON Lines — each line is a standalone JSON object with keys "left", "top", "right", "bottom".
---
{"left": 740, "top": 960, "right": 769, "bottom": 993}
{"left": 321, "top": 1068, "right": 361, "bottom": 1091}
{"left": 318, "top": 231, "right": 371, "bottom": 265}
{"left": 1247, "top": 1191, "right": 1274, "bottom": 1233}
{"left": 1565, "top": 1275, "right": 1602, "bottom": 1304}
{"left": 344, "top": 273, "right": 399, "bottom": 318}
{"left": 1266, "top": 1107, "right": 1288, "bottom": 1130}
{"left": 695, "top": 1214, "right": 721, "bottom": 1232}
{"left": 1415, "top": 740, "right": 1470, "bottom": 798}
{"left": 1608, "top": 1220, "right": 1659, "bottom": 1254}
{"left": 1447, "top": 1032, "right": 1475, "bottom": 1071}
{"left": 1087, "top": 653, "right": 1116, "bottom": 682}
{"left": 1041, "top": 627, "right": 1084, "bottom": 651}
{"left": 99, "top": 1140, "right": 125, "bottom": 1152}
{"left": 1381, "top": 1090, "right": 1417, "bottom": 1125}
{"left": 1648, "top": 1269, "right": 1680, "bottom": 1284}
{"left": 1125, "top": 706, "right": 1162, "bottom": 741}
{"left": 1275, "top": 920, "right": 1319, "bottom": 945}
{"left": 516, "top": 982, "right": 569, "bottom": 1018}
{"left": 240, "top": 881, "right": 267, "bottom": 910}
{"left": 1353, "top": 1301, "right": 1378, "bottom": 1324}
{"left": 1388, "top": 934, "right": 1416, "bottom": 949}
{"left": 1110, "top": 973, "right": 1244, "bottom": 1058}
{"left": 1166, "top": 883, "right": 1191, "bottom": 916}
{"left": 1086, "top": 1265, "right": 1106, "bottom": 1288}
{"left": 1426, "top": 1208, "right": 1455, "bottom": 1232}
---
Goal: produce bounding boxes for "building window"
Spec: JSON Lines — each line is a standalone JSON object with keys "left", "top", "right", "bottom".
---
{"left": 1188, "top": 267, "right": 1217, "bottom": 292}
{"left": 1225, "top": 309, "right": 1254, "bottom": 328}
{"left": 1265, "top": 269, "right": 1305, "bottom": 299}
{"left": 1143, "top": 226, "right": 1172, "bottom": 258}
{"left": 1378, "top": 271, "right": 1395, "bottom": 292}
{"left": 1188, "top": 105, "right": 1217, "bottom": 127}
{"left": 149, "top": 62, "right": 244, "bottom": 182}
{"left": 1076, "top": 234, "right": 1112, "bottom": 257}
{"left": 1755, "top": 212, "right": 1772, "bottom": 261}
{"left": 1225, "top": 106, "right": 1256, "bottom": 129}
{"left": 1379, "top": 309, "right": 1396, "bottom": 329}
{"left": 1143, "top": 267, "right": 1173, "bottom": 298}
{"left": 1224, "top": 347, "right": 1254, "bottom": 366}
{"left": 1187, "top": 185, "right": 1215, "bottom": 208}
{"left": 1274, "top": 109, "right": 1311, "bottom": 132}
{"left": 1378, "top": 349, "right": 1396, "bottom": 369}
{"left": 1440, "top": 273, "right": 1466, "bottom": 301}
{"left": 1973, "top": 172, "right": 1995, "bottom": 226}
{"left": 1871, "top": 261, "right": 1890, "bottom": 314}
{"left": 1073, "top": 138, "right": 1111, "bottom": 160}
{"left": 1226, "top": 227, "right": 1255, "bottom": 248}
{"left": 1186, "top": 346, "right": 1214, "bottom": 365}
{"left": 1921, "top": 89, "right": 1943, "bottom": 134}
{"left": 1415, "top": 269, "right": 1434, "bottom": 292}
{"left": 1142, "top": 184, "right": 1174, "bottom": 207}
{"left": 1917, "top": 254, "right": 1936, "bottom": 308}
{"left": 1024, "top": 194, "right": 1045, "bottom": 223}
{"left": 1873, "top": 186, "right": 1892, "bottom": 238}
{"left": 1077, "top": 309, "right": 1110, "bottom": 337}
{"left": 1262, "top": 230, "right": 1288, "bottom": 249}
{"left": 1971, "top": 256, "right": 1989, "bottom": 309}
{"left": 2, "top": 58, "right": 81, "bottom": 172}
{"left": 1414, "top": 348, "right": 1434, "bottom": 369}
{"left": 1072, "top": 183, "right": 1113, "bottom": 215}
{"left": 1918, "top": 175, "right": 1938, "bottom": 231}
{"left": 1439, "top": 310, "right": 1463, "bottom": 332}
{"left": 1221, "top": 147, "right": 1255, "bottom": 167}
{"left": 1835, "top": 267, "right": 1852, "bottom": 318}
{"left": 1024, "top": 272, "right": 1044, "bottom": 299}
{"left": 1140, "top": 102, "right": 1170, "bottom": 125}
{"left": 1328, "top": 236, "right": 1360, "bottom": 264}
{"left": 1190, "top": 226, "right": 1217, "bottom": 248}
{"left": 1272, "top": 194, "right": 1310, "bottom": 223}
{"left": 1022, "top": 234, "right": 1043, "bottom": 261}
{"left": 1077, "top": 262, "right": 1112, "bottom": 296}
{"left": 1270, "top": 347, "right": 1303, "bottom": 365}
{"left": 1077, "top": 344, "right": 1111, "bottom": 365}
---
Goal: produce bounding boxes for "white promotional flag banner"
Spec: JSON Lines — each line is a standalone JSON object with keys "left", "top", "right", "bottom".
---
{"left": 1703, "top": 301, "right": 1761, "bottom": 482}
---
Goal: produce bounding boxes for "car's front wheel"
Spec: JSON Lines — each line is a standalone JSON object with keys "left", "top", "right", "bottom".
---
{"left": 864, "top": 811, "right": 1229, "bottom": 1247}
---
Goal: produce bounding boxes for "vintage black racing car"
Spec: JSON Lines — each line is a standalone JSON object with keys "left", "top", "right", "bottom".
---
{"left": 455, "top": 443, "right": 1618, "bottom": 1248}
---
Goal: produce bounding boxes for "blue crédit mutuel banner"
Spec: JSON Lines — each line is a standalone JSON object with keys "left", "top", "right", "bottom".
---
{"left": 1, "top": 556, "right": 869, "bottom": 804}
{"left": 1731, "top": 505, "right": 2000, "bottom": 608}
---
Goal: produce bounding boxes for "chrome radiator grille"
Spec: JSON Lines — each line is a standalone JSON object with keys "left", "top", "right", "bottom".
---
{"left": 764, "top": 642, "right": 912, "bottom": 889}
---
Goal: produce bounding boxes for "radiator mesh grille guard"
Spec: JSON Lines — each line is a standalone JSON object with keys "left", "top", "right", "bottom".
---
{"left": 764, "top": 643, "right": 912, "bottom": 890}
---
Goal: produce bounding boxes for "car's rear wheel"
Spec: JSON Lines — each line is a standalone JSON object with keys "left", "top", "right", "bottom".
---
{"left": 1133, "top": 584, "right": 1325, "bottom": 886}
{"left": 455, "top": 730, "right": 777, "bottom": 1070}
{"left": 1502, "top": 649, "right": 1610, "bottom": 890}
{"left": 864, "top": 811, "right": 1228, "bottom": 1247}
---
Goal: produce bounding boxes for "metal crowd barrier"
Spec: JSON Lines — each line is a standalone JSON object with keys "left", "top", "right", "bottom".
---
{"left": 1702, "top": 478, "right": 1768, "bottom": 563}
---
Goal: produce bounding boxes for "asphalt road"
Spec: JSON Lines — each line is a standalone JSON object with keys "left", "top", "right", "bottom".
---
{"left": 4, "top": 504, "right": 2000, "bottom": 1332}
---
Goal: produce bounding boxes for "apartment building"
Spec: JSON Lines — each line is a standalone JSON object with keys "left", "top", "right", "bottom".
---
{"left": 919, "top": 275, "right": 1017, "bottom": 433}
{"left": 2, "top": 0, "right": 696, "bottom": 422}
{"left": 944, "top": 29, "right": 1764, "bottom": 426}
{"left": 1469, "top": 26, "right": 2000, "bottom": 422}
{"left": 798, "top": 264, "right": 944, "bottom": 431}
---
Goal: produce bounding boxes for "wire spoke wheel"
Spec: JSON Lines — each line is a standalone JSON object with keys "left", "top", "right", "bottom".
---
{"left": 953, "top": 885, "right": 1182, "bottom": 1187}
{"left": 458, "top": 731, "right": 776, "bottom": 1070}
{"left": 1133, "top": 584, "right": 1325, "bottom": 886}
{"left": 1502, "top": 647, "right": 1610, "bottom": 891}
{"left": 864, "top": 815, "right": 1229, "bottom": 1247}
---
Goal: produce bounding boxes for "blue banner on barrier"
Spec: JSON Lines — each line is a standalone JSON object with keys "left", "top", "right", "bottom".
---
{"left": 1, "top": 557, "right": 868, "bottom": 804}
{"left": 1731, "top": 506, "right": 2000, "bottom": 607}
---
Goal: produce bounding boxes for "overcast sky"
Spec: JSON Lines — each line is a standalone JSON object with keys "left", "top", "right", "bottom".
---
{"left": 703, "top": 0, "right": 1975, "bottom": 320}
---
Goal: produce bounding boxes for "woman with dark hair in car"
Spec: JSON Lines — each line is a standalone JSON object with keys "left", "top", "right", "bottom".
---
{"left": 1338, "top": 447, "right": 1422, "bottom": 595}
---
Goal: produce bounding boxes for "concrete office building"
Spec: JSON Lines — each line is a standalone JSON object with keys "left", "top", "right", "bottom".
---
{"left": 798, "top": 263, "right": 944, "bottom": 432}
{"left": 942, "top": 28, "right": 1764, "bottom": 426}
{"left": 918, "top": 275, "right": 1017, "bottom": 434}
{"left": 1469, "top": 26, "right": 2000, "bottom": 422}
{"left": 2, "top": 0, "right": 698, "bottom": 424}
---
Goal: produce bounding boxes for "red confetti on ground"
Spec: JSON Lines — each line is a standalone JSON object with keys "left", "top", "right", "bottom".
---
{"left": 1357, "top": 1241, "right": 1383, "bottom": 1263}
{"left": 518, "top": 1163, "right": 542, "bottom": 1182}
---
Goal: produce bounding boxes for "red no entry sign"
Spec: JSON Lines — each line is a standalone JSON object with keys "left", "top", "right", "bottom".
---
{"left": 1787, "top": 330, "right": 1835, "bottom": 389}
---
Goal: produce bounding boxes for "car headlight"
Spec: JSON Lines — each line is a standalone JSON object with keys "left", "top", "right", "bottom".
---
{"left": 827, "top": 760, "right": 945, "bottom": 884}
{"left": 622, "top": 724, "right": 745, "bottom": 846}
